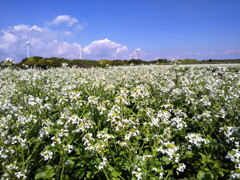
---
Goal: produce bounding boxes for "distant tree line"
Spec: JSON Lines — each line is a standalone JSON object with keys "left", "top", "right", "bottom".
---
{"left": 0, "top": 56, "right": 240, "bottom": 69}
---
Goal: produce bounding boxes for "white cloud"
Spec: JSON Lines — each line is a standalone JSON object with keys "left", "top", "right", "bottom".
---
{"left": 0, "top": 17, "right": 144, "bottom": 61}
{"left": 82, "top": 38, "right": 128, "bottom": 59}
{"left": 12, "top": 24, "right": 29, "bottom": 31}
{"left": 75, "top": 24, "right": 86, "bottom": 31}
{"left": 51, "top": 15, "right": 78, "bottom": 27}
{"left": 183, "top": 52, "right": 201, "bottom": 56}
{"left": 222, "top": 49, "right": 240, "bottom": 55}
{"left": 0, "top": 24, "right": 82, "bottom": 61}
{"left": 0, "top": 31, "right": 18, "bottom": 49}
{"left": 63, "top": 31, "right": 72, "bottom": 36}
{"left": 49, "top": 15, "right": 87, "bottom": 31}
{"left": 30, "top": 25, "right": 43, "bottom": 32}
{"left": 0, "top": 24, "right": 131, "bottom": 61}
{"left": 116, "top": 46, "right": 128, "bottom": 54}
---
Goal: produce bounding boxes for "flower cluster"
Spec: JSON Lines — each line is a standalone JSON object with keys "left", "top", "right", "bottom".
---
{"left": 0, "top": 64, "right": 239, "bottom": 179}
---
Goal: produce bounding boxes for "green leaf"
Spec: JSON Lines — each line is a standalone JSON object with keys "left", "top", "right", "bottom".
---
{"left": 86, "top": 171, "right": 91, "bottom": 178}
{"left": 185, "top": 151, "right": 194, "bottom": 158}
{"left": 45, "top": 165, "right": 55, "bottom": 179}
{"left": 161, "top": 156, "right": 172, "bottom": 165}
{"left": 111, "top": 171, "right": 121, "bottom": 178}
{"left": 112, "top": 178, "right": 120, "bottom": 180}
{"left": 199, "top": 153, "right": 207, "bottom": 159}
{"left": 74, "top": 148, "right": 81, "bottom": 155}
{"left": 149, "top": 176, "right": 160, "bottom": 180}
{"left": 60, "top": 175, "right": 69, "bottom": 180}
{"left": 35, "top": 172, "right": 47, "bottom": 179}
{"left": 65, "top": 159, "right": 75, "bottom": 166}
{"left": 35, "top": 165, "right": 55, "bottom": 179}
{"left": 197, "top": 171, "right": 205, "bottom": 180}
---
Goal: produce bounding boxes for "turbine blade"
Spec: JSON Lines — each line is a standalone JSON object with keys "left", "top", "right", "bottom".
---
{"left": 29, "top": 44, "right": 33, "bottom": 51}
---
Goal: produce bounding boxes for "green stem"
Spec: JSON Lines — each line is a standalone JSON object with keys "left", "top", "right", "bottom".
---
{"left": 60, "top": 164, "right": 65, "bottom": 179}
{"left": 23, "top": 142, "right": 41, "bottom": 166}
{"left": 103, "top": 170, "right": 110, "bottom": 180}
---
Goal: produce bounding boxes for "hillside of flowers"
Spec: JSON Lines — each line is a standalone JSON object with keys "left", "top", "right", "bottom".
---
{"left": 0, "top": 64, "right": 239, "bottom": 179}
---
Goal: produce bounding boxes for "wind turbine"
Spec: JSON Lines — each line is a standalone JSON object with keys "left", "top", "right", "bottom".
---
{"left": 79, "top": 47, "right": 82, "bottom": 59}
{"left": 25, "top": 31, "right": 33, "bottom": 58}
{"left": 25, "top": 42, "right": 32, "bottom": 58}
{"left": 134, "top": 49, "right": 139, "bottom": 59}
{"left": 128, "top": 54, "right": 131, "bottom": 60}
{"left": 114, "top": 53, "right": 117, "bottom": 60}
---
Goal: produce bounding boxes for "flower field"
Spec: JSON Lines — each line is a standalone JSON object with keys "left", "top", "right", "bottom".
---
{"left": 0, "top": 64, "right": 239, "bottom": 179}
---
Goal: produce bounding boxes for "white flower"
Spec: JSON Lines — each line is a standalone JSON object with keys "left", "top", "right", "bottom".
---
{"left": 170, "top": 117, "right": 187, "bottom": 130}
{"left": 230, "top": 172, "right": 240, "bottom": 179}
{"left": 132, "top": 166, "right": 143, "bottom": 180}
{"left": 15, "top": 171, "right": 27, "bottom": 179}
{"left": 157, "top": 142, "right": 179, "bottom": 160}
{"left": 97, "top": 157, "right": 108, "bottom": 170}
{"left": 185, "top": 133, "right": 209, "bottom": 147}
{"left": 219, "top": 126, "right": 239, "bottom": 143}
{"left": 135, "top": 172, "right": 142, "bottom": 180}
{"left": 88, "top": 96, "right": 99, "bottom": 105}
{"left": 226, "top": 149, "right": 240, "bottom": 164}
{"left": 64, "top": 144, "right": 74, "bottom": 153}
{"left": 200, "top": 95, "right": 211, "bottom": 106}
{"left": 62, "top": 63, "right": 68, "bottom": 68}
{"left": 159, "top": 172, "right": 164, "bottom": 179}
{"left": 177, "top": 163, "right": 186, "bottom": 172}
{"left": 40, "top": 150, "right": 53, "bottom": 161}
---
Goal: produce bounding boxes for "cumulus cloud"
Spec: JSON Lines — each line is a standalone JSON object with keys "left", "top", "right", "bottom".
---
{"left": 0, "top": 24, "right": 132, "bottom": 61}
{"left": 51, "top": 15, "right": 78, "bottom": 27}
{"left": 0, "top": 24, "right": 81, "bottom": 61}
{"left": 82, "top": 38, "right": 128, "bottom": 59}
{"left": 49, "top": 15, "right": 87, "bottom": 31}
{"left": 0, "top": 15, "right": 144, "bottom": 61}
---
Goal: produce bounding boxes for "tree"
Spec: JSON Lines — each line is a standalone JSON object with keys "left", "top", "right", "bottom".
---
{"left": 156, "top": 59, "right": 168, "bottom": 63}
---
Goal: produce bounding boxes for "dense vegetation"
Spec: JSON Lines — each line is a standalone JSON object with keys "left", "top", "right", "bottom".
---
{"left": 1, "top": 56, "right": 240, "bottom": 69}
{"left": 0, "top": 64, "right": 239, "bottom": 179}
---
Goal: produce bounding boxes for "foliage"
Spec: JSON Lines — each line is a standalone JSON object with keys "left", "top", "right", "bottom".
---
{"left": 0, "top": 65, "right": 240, "bottom": 179}
{"left": 20, "top": 56, "right": 69, "bottom": 68}
{"left": 1, "top": 57, "right": 240, "bottom": 69}
{"left": 99, "top": 59, "right": 111, "bottom": 65}
{"left": 156, "top": 59, "right": 168, "bottom": 63}
{"left": 0, "top": 58, "right": 16, "bottom": 68}
{"left": 128, "top": 59, "right": 143, "bottom": 64}
{"left": 98, "top": 59, "right": 126, "bottom": 66}
{"left": 176, "top": 59, "right": 198, "bottom": 63}
{"left": 71, "top": 59, "right": 102, "bottom": 67}
{"left": 205, "top": 59, "right": 240, "bottom": 64}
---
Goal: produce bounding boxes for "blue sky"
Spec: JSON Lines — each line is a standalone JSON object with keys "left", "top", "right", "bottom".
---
{"left": 0, "top": 0, "right": 240, "bottom": 62}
